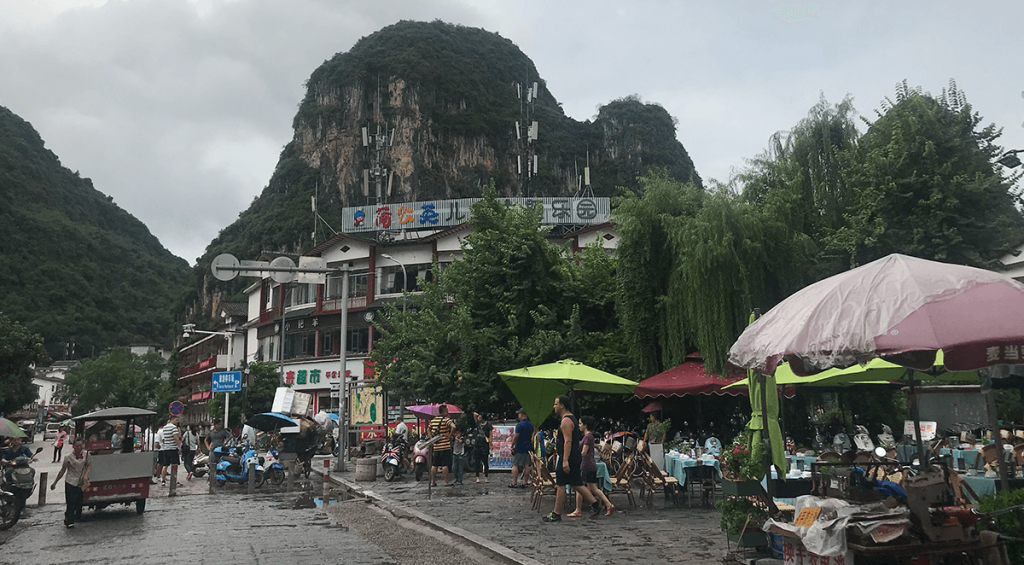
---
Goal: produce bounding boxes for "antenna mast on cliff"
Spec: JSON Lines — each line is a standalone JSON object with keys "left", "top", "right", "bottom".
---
{"left": 514, "top": 80, "right": 540, "bottom": 197}
{"left": 362, "top": 74, "right": 396, "bottom": 209}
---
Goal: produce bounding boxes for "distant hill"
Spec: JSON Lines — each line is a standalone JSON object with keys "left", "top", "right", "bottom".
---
{"left": 0, "top": 105, "right": 191, "bottom": 361}
{"left": 193, "top": 20, "right": 702, "bottom": 317}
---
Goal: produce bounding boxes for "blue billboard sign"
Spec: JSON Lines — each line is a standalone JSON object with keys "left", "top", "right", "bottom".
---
{"left": 212, "top": 371, "right": 242, "bottom": 393}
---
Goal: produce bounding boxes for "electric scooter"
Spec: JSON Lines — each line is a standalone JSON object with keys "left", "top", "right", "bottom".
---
{"left": 213, "top": 446, "right": 266, "bottom": 487}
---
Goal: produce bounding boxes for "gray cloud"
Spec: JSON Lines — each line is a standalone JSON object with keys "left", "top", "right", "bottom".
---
{"left": 1, "top": 0, "right": 1021, "bottom": 264}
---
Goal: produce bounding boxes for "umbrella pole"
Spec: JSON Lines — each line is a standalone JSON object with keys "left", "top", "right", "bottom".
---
{"left": 907, "top": 371, "right": 926, "bottom": 470}
{"left": 983, "top": 382, "right": 1010, "bottom": 491}
{"left": 759, "top": 373, "right": 774, "bottom": 502}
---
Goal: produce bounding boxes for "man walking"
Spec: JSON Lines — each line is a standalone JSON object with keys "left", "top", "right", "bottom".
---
{"left": 159, "top": 415, "right": 182, "bottom": 485}
{"left": 206, "top": 420, "right": 232, "bottom": 485}
{"left": 509, "top": 408, "right": 533, "bottom": 488}
{"left": 428, "top": 404, "right": 454, "bottom": 487}
{"left": 543, "top": 395, "right": 601, "bottom": 522}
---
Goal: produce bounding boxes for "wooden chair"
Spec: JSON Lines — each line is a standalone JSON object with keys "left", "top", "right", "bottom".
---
{"left": 608, "top": 451, "right": 638, "bottom": 510}
{"left": 635, "top": 450, "right": 680, "bottom": 507}
{"left": 529, "top": 453, "right": 559, "bottom": 512}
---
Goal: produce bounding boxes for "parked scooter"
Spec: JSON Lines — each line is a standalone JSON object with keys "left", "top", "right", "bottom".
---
{"left": 412, "top": 435, "right": 441, "bottom": 481}
{"left": 213, "top": 446, "right": 266, "bottom": 487}
{"left": 265, "top": 449, "right": 286, "bottom": 486}
{"left": 192, "top": 451, "right": 209, "bottom": 478}
{"left": 380, "top": 436, "right": 409, "bottom": 482}
{"left": 1, "top": 447, "right": 43, "bottom": 513}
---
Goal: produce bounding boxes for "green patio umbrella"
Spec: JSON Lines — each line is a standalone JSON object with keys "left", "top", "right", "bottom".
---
{"left": 498, "top": 359, "right": 638, "bottom": 426}
{"left": 722, "top": 350, "right": 980, "bottom": 390}
{"left": 0, "top": 417, "right": 27, "bottom": 438}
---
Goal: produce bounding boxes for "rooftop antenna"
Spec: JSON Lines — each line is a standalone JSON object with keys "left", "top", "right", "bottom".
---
{"left": 362, "top": 74, "right": 397, "bottom": 209}
{"left": 514, "top": 80, "right": 540, "bottom": 196}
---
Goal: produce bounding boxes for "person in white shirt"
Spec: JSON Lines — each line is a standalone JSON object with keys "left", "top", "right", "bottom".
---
{"left": 241, "top": 414, "right": 257, "bottom": 450}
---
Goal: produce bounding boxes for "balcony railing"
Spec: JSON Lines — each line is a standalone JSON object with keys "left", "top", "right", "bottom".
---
{"left": 322, "top": 295, "right": 367, "bottom": 312}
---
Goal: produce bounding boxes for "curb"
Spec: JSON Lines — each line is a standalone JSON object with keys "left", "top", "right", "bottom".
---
{"left": 315, "top": 467, "right": 545, "bottom": 565}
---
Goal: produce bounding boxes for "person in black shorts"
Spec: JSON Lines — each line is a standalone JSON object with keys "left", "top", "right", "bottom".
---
{"left": 543, "top": 395, "right": 601, "bottom": 522}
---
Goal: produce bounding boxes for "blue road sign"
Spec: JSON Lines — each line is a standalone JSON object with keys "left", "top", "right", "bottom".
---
{"left": 212, "top": 370, "right": 242, "bottom": 393}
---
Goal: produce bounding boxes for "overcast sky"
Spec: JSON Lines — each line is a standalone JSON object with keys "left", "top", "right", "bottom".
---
{"left": 2, "top": 0, "right": 1021, "bottom": 265}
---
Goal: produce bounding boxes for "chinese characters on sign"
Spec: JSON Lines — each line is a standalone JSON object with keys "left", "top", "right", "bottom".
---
{"left": 781, "top": 541, "right": 851, "bottom": 565}
{"left": 342, "top": 197, "right": 611, "bottom": 233}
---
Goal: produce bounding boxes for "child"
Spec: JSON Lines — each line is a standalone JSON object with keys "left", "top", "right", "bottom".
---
{"left": 452, "top": 428, "right": 466, "bottom": 485}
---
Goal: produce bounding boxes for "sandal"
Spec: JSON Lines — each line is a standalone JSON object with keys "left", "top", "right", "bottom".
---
{"left": 508, "top": 483, "right": 519, "bottom": 488}
{"left": 604, "top": 505, "right": 616, "bottom": 516}
{"left": 566, "top": 511, "right": 583, "bottom": 518}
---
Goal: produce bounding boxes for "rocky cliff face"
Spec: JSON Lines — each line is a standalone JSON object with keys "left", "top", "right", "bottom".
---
{"left": 192, "top": 20, "right": 701, "bottom": 320}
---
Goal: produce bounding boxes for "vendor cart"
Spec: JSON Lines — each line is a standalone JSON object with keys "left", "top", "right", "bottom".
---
{"left": 72, "top": 406, "right": 156, "bottom": 515}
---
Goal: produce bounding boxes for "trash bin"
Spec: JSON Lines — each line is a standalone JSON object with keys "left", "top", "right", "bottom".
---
{"left": 355, "top": 457, "right": 377, "bottom": 482}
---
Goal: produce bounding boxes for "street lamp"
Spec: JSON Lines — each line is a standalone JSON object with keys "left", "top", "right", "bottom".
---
{"left": 997, "top": 149, "right": 1023, "bottom": 169}
{"left": 380, "top": 253, "right": 408, "bottom": 313}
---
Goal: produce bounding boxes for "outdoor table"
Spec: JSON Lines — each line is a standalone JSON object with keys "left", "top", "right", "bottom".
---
{"left": 786, "top": 454, "right": 818, "bottom": 472}
{"left": 664, "top": 452, "right": 720, "bottom": 488}
{"left": 596, "top": 461, "right": 612, "bottom": 492}
{"left": 940, "top": 448, "right": 981, "bottom": 470}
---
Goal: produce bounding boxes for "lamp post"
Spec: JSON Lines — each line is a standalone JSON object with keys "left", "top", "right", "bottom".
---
{"left": 380, "top": 253, "right": 407, "bottom": 313}
{"left": 182, "top": 324, "right": 240, "bottom": 429}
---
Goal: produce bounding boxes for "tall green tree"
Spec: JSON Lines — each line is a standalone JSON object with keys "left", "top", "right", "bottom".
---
{"left": 60, "top": 347, "right": 167, "bottom": 414}
{"left": 0, "top": 313, "right": 45, "bottom": 415}
{"left": 827, "top": 81, "right": 1024, "bottom": 268}
{"left": 371, "top": 181, "right": 624, "bottom": 413}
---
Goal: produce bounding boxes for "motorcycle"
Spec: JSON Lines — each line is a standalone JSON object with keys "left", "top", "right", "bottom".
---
{"left": 2, "top": 447, "right": 43, "bottom": 514}
{"left": 213, "top": 446, "right": 266, "bottom": 488}
{"left": 380, "top": 436, "right": 408, "bottom": 482}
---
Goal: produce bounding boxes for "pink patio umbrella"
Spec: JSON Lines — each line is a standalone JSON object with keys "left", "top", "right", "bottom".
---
{"left": 405, "top": 403, "right": 464, "bottom": 418}
{"left": 728, "top": 253, "right": 1024, "bottom": 476}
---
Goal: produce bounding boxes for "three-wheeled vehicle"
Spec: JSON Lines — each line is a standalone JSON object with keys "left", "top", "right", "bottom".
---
{"left": 72, "top": 406, "right": 156, "bottom": 515}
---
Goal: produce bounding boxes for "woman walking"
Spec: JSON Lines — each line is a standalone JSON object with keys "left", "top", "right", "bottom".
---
{"left": 51, "top": 438, "right": 91, "bottom": 528}
{"left": 51, "top": 425, "right": 68, "bottom": 463}
{"left": 473, "top": 413, "right": 492, "bottom": 483}
{"left": 182, "top": 424, "right": 199, "bottom": 480}
{"left": 569, "top": 416, "right": 615, "bottom": 517}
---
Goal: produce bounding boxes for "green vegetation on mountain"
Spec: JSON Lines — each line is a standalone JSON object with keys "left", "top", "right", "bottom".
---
{"left": 193, "top": 21, "right": 701, "bottom": 314}
{"left": 0, "top": 105, "right": 191, "bottom": 361}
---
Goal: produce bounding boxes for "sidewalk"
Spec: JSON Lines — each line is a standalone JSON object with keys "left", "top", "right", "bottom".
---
{"left": 315, "top": 456, "right": 731, "bottom": 565}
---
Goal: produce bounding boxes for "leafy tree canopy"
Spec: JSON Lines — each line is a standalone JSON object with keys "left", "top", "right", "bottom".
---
{"left": 826, "top": 81, "right": 1024, "bottom": 268}
{"left": 59, "top": 347, "right": 167, "bottom": 415}
{"left": 370, "top": 181, "right": 627, "bottom": 415}
{"left": 0, "top": 312, "right": 45, "bottom": 415}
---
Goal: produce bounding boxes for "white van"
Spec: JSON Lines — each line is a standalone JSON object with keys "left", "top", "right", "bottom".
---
{"left": 43, "top": 422, "right": 61, "bottom": 440}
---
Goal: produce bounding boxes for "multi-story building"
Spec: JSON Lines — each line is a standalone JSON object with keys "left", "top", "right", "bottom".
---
{"left": 177, "top": 304, "right": 247, "bottom": 427}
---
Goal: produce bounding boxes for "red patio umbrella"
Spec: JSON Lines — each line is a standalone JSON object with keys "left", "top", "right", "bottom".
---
{"left": 634, "top": 357, "right": 747, "bottom": 398}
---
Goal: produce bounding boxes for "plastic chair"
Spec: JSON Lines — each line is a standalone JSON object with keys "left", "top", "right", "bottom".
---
{"left": 704, "top": 437, "right": 721, "bottom": 456}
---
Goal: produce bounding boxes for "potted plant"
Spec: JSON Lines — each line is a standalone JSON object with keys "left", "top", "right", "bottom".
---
{"left": 718, "top": 497, "right": 769, "bottom": 545}
{"left": 720, "top": 431, "right": 766, "bottom": 497}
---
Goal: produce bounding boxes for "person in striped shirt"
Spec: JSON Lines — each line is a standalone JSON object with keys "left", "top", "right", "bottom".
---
{"left": 428, "top": 405, "right": 455, "bottom": 487}
{"left": 158, "top": 415, "right": 182, "bottom": 485}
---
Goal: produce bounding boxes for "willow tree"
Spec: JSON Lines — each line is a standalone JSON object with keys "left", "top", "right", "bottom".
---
{"left": 615, "top": 171, "right": 812, "bottom": 377}
{"left": 739, "top": 95, "right": 861, "bottom": 278}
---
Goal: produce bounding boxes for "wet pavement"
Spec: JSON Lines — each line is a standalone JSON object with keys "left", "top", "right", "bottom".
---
{"left": 1, "top": 438, "right": 732, "bottom": 565}
{"left": 319, "top": 456, "right": 731, "bottom": 565}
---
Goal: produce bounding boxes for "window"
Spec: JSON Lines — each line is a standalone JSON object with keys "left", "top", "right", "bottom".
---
{"left": 326, "top": 272, "right": 368, "bottom": 299}
{"left": 379, "top": 263, "right": 433, "bottom": 294}
{"left": 283, "top": 330, "right": 316, "bottom": 360}
{"left": 347, "top": 327, "right": 369, "bottom": 355}
{"left": 285, "top": 283, "right": 316, "bottom": 307}
{"left": 317, "top": 327, "right": 369, "bottom": 356}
